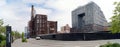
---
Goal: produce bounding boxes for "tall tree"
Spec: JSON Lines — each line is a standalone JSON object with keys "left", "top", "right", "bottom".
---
{"left": 110, "top": 2, "right": 120, "bottom": 33}
{"left": 0, "top": 19, "right": 3, "bottom": 26}
{"left": 0, "top": 19, "right": 5, "bottom": 34}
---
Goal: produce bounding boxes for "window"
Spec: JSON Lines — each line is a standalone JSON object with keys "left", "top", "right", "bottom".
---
{"left": 36, "top": 25, "right": 38, "bottom": 31}
{"left": 39, "top": 16, "right": 41, "bottom": 18}
{"left": 40, "top": 20, "right": 41, "bottom": 23}
{"left": 37, "top": 19, "right": 39, "bottom": 23}
{"left": 37, "top": 16, "right": 39, "bottom": 19}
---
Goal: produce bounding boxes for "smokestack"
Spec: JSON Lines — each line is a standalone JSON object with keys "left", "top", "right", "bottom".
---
{"left": 31, "top": 5, "right": 35, "bottom": 19}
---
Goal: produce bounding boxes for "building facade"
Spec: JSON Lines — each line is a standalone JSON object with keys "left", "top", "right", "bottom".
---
{"left": 71, "top": 2, "right": 108, "bottom": 33}
{"left": 60, "top": 24, "right": 71, "bottom": 33}
{"left": 25, "top": 26, "right": 29, "bottom": 38}
{"left": 28, "top": 5, "right": 57, "bottom": 37}
{"left": 34, "top": 14, "right": 48, "bottom": 36}
{"left": 47, "top": 21, "right": 57, "bottom": 34}
{"left": 28, "top": 5, "right": 35, "bottom": 37}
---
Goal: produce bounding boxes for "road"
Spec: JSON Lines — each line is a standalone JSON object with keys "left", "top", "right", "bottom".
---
{"left": 12, "top": 38, "right": 120, "bottom": 47}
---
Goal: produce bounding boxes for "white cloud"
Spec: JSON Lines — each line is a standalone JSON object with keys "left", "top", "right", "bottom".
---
{"left": 22, "top": 0, "right": 46, "bottom": 4}
{"left": 0, "top": 0, "right": 6, "bottom": 6}
{"left": 0, "top": 0, "right": 120, "bottom": 33}
{"left": 0, "top": 1, "right": 31, "bottom": 33}
{"left": 44, "top": 0, "right": 89, "bottom": 11}
{"left": 35, "top": 7, "right": 52, "bottom": 15}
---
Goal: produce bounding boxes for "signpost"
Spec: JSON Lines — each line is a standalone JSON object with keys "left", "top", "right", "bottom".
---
{"left": 6, "top": 26, "right": 11, "bottom": 47}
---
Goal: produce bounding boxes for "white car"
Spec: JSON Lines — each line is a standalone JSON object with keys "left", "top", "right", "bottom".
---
{"left": 36, "top": 37, "right": 41, "bottom": 40}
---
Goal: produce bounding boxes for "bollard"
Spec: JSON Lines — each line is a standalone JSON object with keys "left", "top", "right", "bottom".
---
{"left": 6, "top": 26, "right": 11, "bottom": 47}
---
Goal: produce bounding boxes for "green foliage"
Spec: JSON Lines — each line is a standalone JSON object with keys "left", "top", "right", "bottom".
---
{"left": 100, "top": 42, "right": 120, "bottom": 47}
{"left": 22, "top": 38, "right": 27, "bottom": 42}
{"left": 0, "top": 34, "right": 6, "bottom": 41}
{"left": 0, "top": 19, "right": 3, "bottom": 26}
{"left": 110, "top": 2, "right": 120, "bottom": 33}
{"left": 11, "top": 31, "right": 21, "bottom": 43}
{"left": 22, "top": 32, "right": 24, "bottom": 38}
{"left": 0, "top": 19, "right": 22, "bottom": 46}
{"left": 0, "top": 26, "right": 6, "bottom": 34}
{"left": 0, "top": 19, "right": 6, "bottom": 47}
{"left": 14, "top": 31, "right": 21, "bottom": 39}
{"left": 0, "top": 19, "right": 6, "bottom": 34}
{"left": 21, "top": 32, "right": 27, "bottom": 42}
{"left": 0, "top": 40, "right": 6, "bottom": 47}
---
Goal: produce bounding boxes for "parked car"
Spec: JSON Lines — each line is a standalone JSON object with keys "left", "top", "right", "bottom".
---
{"left": 36, "top": 37, "right": 41, "bottom": 40}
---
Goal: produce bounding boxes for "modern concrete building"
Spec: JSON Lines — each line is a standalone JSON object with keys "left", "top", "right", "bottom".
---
{"left": 71, "top": 2, "right": 108, "bottom": 33}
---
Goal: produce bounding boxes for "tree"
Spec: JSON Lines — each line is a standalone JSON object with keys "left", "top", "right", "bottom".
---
{"left": 22, "top": 32, "right": 24, "bottom": 39}
{"left": 0, "top": 19, "right": 6, "bottom": 41}
{"left": 0, "top": 19, "right": 5, "bottom": 34}
{"left": 12, "top": 31, "right": 21, "bottom": 39}
{"left": 0, "top": 19, "right": 3, "bottom": 27}
{"left": 110, "top": 2, "right": 120, "bottom": 33}
{"left": 0, "top": 19, "right": 6, "bottom": 47}
{"left": 0, "top": 26, "right": 6, "bottom": 34}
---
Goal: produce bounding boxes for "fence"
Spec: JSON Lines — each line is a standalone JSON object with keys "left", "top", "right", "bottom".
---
{"left": 40, "top": 33, "right": 120, "bottom": 41}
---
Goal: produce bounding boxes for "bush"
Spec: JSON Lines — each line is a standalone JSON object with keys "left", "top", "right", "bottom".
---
{"left": 0, "top": 34, "right": 6, "bottom": 47}
{"left": 22, "top": 38, "right": 27, "bottom": 42}
{"left": 0, "top": 34, "right": 6, "bottom": 41}
{"left": 21, "top": 32, "right": 27, "bottom": 42}
{"left": 100, "top": 42, "right": 120, "bottom": 47}
{"left": 0, "top": 40, "right": 6, "bottom": 47}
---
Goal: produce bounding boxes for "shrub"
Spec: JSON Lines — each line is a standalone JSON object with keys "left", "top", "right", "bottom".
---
{"left": 100, "top": 42, "right": 120, "bottom": 47}
{"left": 21, "top": 32, "right": 27, "bottom": 42}
{"left": 22, "top": 38, "right": 27, "bottom": 42}
{"left": 0, "top": 34, "right": 6, "bottom": 47}
{"left": 0, "top": 40, "right": 6, "bottom": 47}
{"left": 0, "top": 34, "right": 6, "bottom": 41}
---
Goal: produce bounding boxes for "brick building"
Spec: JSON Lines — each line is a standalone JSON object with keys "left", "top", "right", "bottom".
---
{"left": 28, "top": 5, "right": 35, "bottom": 37}
{"left": 28, "top": 5, "right": 57, "bottom": 37}
{"left": 47, "top": 21, "right": 57, "bottom": 34}
{"left": 34, "top": 14, "right": 48, "bottom": 35}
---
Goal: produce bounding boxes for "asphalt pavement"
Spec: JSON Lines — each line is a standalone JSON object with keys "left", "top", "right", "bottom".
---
{"left": 12, "top": 38, "right": 120, "bottom": 47}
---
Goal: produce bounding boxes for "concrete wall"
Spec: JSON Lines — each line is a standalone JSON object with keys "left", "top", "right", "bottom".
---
{"left": 40, "top": 33, "right": 120, "bottom": 41}
{"left": 92, "top": 3, "right": 108, "bottom": 26}
{"left": 72, "top": 2, "right": 95, "bottom": 28}
{"left": 72, "top": 2, "right": 108, "bottom": 33}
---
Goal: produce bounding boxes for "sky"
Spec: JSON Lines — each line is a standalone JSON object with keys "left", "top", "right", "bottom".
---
{"left": 0, "top": 0, "right": 120, "bottom": 33}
